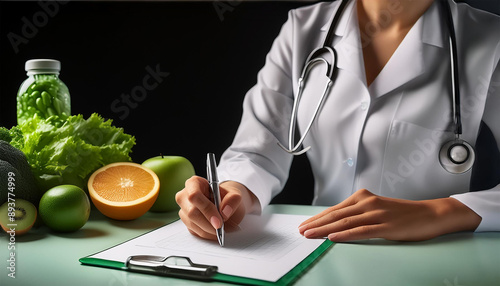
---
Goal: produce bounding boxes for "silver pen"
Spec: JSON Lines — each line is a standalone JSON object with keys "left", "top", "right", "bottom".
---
{"left": 206, "top": 153, "right": 224, "bottom": 247}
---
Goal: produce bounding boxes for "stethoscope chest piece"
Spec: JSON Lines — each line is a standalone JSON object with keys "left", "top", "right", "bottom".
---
{"left": 439, "top": 139, "right": 475, "bottom": 174}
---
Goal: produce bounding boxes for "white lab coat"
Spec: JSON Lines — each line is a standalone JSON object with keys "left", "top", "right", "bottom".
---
{"left": 217, "top": 0, "right": 500, "bottom": 232}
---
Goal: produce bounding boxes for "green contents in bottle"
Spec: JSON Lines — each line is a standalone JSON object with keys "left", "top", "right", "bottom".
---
{"left": 16, "top": 59, "right": 71, "bottom": 124}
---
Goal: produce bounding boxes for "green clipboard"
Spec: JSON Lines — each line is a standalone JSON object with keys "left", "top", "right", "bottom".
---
{"left": 80, "top": 240, "right": 333, "bottom": 286}
{"left": 79, "top": 216, "right": 334, "bottom": 286}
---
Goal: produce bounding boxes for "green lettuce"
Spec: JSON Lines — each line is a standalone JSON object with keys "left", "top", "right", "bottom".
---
{"left": 2, "top": 113, "right": 135, "bottom": 191}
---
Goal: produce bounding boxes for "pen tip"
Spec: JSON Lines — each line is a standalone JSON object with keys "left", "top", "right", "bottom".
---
{"left": 217, "top": 231, "right": 224, "bottom": 247}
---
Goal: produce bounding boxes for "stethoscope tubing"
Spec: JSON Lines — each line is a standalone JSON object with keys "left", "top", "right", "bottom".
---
{"left": 277, "top": 0, "right": 475, "bottom": 174}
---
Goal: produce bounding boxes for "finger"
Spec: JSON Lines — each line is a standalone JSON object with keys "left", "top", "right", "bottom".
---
{"left": 299, "top": 204, "right": 363, "bottom": 235}
{"left": 303, "top": 210, "right": 383, "bottom": 239}
{"left": 182, "top": 176, "right": 223, "bottom": 230}
{"left": 219, "top": 186, "right": 242, "bottom": 221}
{"left": 176, "top": 199, "right": 220, "bottom": 235}
{"left": 178, "top": 208, "right": 217, "bottom": 241}
{"left": 184, "top": 175, "right": 212, "bottom": 198}
{"left": 327, "top": 224, "right": 388, "bottom": 242}
{"left": 299, "top": 189, "right": 375, "bottom": 228}
{"left": 178, "top": 204, "right": 217, "bottom": 235}
{"left": 299, "top": 203, "right": 351, "bottom": 228}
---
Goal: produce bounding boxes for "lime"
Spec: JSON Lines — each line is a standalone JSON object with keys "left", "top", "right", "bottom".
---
{"left": 39, "top": 184, "right": 91, "bottom": 232}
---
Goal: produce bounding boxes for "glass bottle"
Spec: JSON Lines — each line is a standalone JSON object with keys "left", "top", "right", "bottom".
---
{"left": 16, "top": 59, "right": 71, "bottom": 124}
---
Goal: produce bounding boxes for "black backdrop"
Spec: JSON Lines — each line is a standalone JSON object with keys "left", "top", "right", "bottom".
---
{"left": 1, "top": 0, "right": 498, "bottom": 205}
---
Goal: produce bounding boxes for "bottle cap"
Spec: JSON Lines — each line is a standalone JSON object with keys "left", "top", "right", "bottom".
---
{"left": 25, "top": 59, "right": 61, "bottom": 75}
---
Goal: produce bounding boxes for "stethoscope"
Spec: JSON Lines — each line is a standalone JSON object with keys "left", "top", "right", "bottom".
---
{"left": 277, "top": 0, "right": 475, "bottom": 174}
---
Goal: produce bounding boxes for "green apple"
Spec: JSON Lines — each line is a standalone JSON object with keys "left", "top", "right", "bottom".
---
{"left": 142, "top": 155, "right": 195, "bottom": 212}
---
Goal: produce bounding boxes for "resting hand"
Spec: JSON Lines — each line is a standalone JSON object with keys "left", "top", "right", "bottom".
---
{"left": 298, "top": 189, "right": 481, "bottom": 242}
{"left": 176, "top": 176, "right": 258, "bottom": 241}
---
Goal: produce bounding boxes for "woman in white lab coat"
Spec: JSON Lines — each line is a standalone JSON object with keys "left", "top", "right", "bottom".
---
{"left": 176, "top": 0, "right": 500, "bottom": 242}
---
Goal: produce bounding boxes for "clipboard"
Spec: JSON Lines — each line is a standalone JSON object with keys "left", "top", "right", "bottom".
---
{"left": 126, "top": 255, "right": 218, "bottom": 281}
{"left": 79, "top": 214, "right": 334, "bottom": 286}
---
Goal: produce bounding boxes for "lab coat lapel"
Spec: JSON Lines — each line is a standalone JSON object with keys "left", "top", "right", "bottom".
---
{"left": 319, "top": 0, "right": 445, "bottom": 96}
{"left": 368, "top": 2, "right": 445, "bottom": 98}
{"left": 321, "top": 0, "right": 367, "bottom": 86}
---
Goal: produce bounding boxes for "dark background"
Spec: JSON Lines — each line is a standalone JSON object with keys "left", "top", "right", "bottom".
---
{"left": 1, "top": 0, "right": 499, "bottom": 205}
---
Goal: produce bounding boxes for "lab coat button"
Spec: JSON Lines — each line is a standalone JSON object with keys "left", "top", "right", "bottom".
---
{"left": 346, "top": 158, "right": 354, "bottom": 167}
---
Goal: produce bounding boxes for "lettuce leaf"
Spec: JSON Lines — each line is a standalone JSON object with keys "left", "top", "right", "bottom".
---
{"left": 6, "top": 113, "right": 135, "bottom": 191}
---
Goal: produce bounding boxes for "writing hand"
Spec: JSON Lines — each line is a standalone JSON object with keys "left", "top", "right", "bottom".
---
{"left": 176, "top": 176, "right": 257, "bottom": 240}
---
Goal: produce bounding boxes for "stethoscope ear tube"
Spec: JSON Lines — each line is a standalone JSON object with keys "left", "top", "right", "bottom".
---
{"left": 277, "top": 0, "right": 347, "bottom": 155}
{"left": 441, "top": 0, "right": 462, "bottom": 136}
{"left": 277, "top": 58, "right": 333, "bottom": 155}
{"left": 303, "top": 47, "right": 337, "bottom": 80}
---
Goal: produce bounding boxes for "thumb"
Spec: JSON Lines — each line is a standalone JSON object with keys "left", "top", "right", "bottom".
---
{"left": 219, "top": 185, "right": 243, "bottom": 221}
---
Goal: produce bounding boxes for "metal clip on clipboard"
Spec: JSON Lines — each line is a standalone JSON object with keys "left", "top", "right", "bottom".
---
{"left": 125, "top": 255, "right": 218, "bottom": 281}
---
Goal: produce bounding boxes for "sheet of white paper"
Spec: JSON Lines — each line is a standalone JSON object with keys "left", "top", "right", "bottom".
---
{"left": 90, "top": 213, "right": 326, "bottom": 282}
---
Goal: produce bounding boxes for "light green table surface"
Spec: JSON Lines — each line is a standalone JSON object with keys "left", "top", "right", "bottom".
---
{"left": 1, "top": 204, "right": 499, "bottom": 286}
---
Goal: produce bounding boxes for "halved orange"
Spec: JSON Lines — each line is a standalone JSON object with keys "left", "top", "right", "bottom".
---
{"left": 87, "top": 162, "right": 160, "bottom": 220}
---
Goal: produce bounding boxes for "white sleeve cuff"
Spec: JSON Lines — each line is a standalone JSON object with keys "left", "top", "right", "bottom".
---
{"left": 451, "top": 186, "right": 500, "bottom": 232}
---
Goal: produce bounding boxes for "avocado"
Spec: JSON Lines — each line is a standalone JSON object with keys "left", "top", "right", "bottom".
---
{"left": 0, "top": 140, "right": 42, "bottom": 205}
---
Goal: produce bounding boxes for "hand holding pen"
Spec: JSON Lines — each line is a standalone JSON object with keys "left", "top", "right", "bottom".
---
{"left": 175, "top": 154, "right": 259, "bottom": 244}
